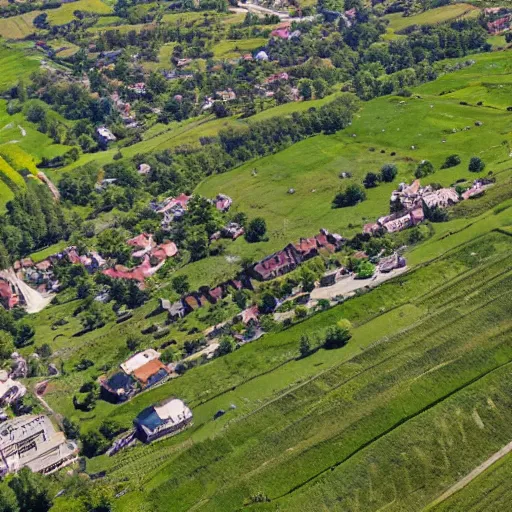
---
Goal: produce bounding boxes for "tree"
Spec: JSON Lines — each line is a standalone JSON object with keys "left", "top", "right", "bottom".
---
{"left": 216, "top": 336, "right": 234, "bottom": 356}
{"left": 80, "top": 302, "right": 113, "bottom": 331}
{"left": 313, "top": 78, "right": 328, "bottom": 99}
{"left": 441, "top": 154, "right": 461, "bottom": 169}
{"left": 126, "top": 333, "right": 142, "bottom": 351}
{"left": 259, "top": 292, "right": 277, "bottom": 314}
{"left": 295, "top": 306, "right": 308, "bottom": 320}
{"left": 8, "top": 468, "right": 52, "bottom": 512}
{"left": 0, "top": 482, "right": 19, "bottom": 512}
{"left": 414, "top": 160, "right": 434, "bottom": 178}
{"left": 0, "top": 330, "right": 14, "bottom": 359}
{"left": 233, "top": 289, "right": 248, "bottom": 310}
{"left": 506, "top": 32, "right": 512, "bottom": 44}
{"left": 99, "top": 419, "right": 126, "bottom": 440}
{"left": 298, "top": 78, "right": 314, "bottom": 100}
{"left": 172, "top": 275, "right": 189, "bottom": 295}
{"left": 363, "top": 172, "right": 380, "bottom": 189}
{"left": 356, "top": 260, "right": 375, "bottom": 279}
{"left": 25, "top": 103, "right": 47, "bottom": 124}
{"left": 81, "top": 431, "right": 109, "bottom": 458}
{"left": 299, "top": 334, "right": 311, "bottom": 357}
{"left": 14, "top": 323, "right": 34, "bottom": 348}
{"left": 212, "top": 101, "right": 231, "bottom": 118}
{"left": 324, "top": 324, "right": 351, "bottom": 349}
{"left": 332, "top": 184, "right": 366, "bottom": 208}
{"left": 245, "top": 217, "right": 267, "bottom": 243}
{"left": 62, "top": 418, "right": 80, "bottom": 440}
{"left": 380, "top": 163, "right": 397, "bottom": 182}
{"left": 469, "top": 156, "right": 485, "bottom": 173}
{"left": 35, "top": 343, "right": 52, "bottom": 359}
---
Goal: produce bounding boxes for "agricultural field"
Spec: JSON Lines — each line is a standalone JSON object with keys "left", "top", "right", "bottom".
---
{"left": 47, "top": 0, "right": 112, "bottom": 25}
{"left": 0, "top": 44, "right": 42, "bottom": 89}
{"left": 0, "top": 10, "right": 42, "bottom": 39}
{"left": 69, "top": 226, "right": 512, "bottom": 512}
{"left": 212, "top": 37, "right": 267, "bottom": 59}
{"left": 385, "top": 3, "right": 480, "bottom": 33}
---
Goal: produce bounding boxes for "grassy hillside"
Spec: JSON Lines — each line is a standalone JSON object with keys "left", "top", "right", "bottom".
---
{"left": 47, "top": 0, "right": 112, "bottom": 25}
{"left": 0, "top": 11, "right": 42, "bottom": 39}
{"left": 385, "top": 4, "right": 480, "bottom": 33}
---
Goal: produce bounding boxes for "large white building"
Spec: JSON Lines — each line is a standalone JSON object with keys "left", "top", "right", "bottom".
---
{"left": 0, "top": 415, "right": 78, "bottom": 476}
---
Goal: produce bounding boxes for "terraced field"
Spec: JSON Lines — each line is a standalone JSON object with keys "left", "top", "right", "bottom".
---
{"left": 59, "top": 224, "right": 510, "bottom": 511}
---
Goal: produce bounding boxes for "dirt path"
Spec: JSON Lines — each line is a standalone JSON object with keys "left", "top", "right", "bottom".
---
{"left": 426, "top": 439, "right": 512, "bottom": 510}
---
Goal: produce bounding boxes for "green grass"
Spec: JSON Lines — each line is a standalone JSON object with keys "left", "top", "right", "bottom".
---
{"left": 47, "top": 0, "right": 112, "bottom": 25}
{"left": 30, "top": 241, "right": 68, "bottom": 262}
{"left": 0, "top": 44, "right": 42, "bottom": 90}
{"left": 385, "top": 4, "right": 479, "bottom": 33}
{"left": 0, "top": 11, "right": 42, "bottom": 39}
{"left": 212, "top": 37, "right": 267, "bottom": 59}
{"left": 84, "top": 230, "right": 512, "bottom": 512}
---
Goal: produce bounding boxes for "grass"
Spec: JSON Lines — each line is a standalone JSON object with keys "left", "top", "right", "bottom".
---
{"left": 211, "top": 37, "right": 267, "bottom": 59}
{"left": 47, "top": 0, "right": 112, "bottom": 25}
{"left": 85, "top": 230, "right": 512, "bottom": 512}
{"left": 385, "top": 4, "right": 479, "bottom": 33}
{"left": 0, "top": 44, "right": 42, "bottom": 91}
{"left": 0, "top": 11, "right": 42, "bottom": 39}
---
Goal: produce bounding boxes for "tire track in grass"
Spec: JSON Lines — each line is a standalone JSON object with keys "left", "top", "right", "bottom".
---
{"left": 262, "top": 357, "right": 512, "bottom": 505}
{"left": 425, "top": 440, "right": 512, "bottom": 510}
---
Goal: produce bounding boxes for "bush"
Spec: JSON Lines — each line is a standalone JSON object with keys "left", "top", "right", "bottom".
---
{"left": 126, "top": 334, "right": 142, "bottom": 352}
{"left": 295, "top": 306, "right": 308, "bottom": 319}
{"left": 363, "top": 172, "right": 380, "bottom": 189}
{"left": 380, "top": 163, "right": 397, "bottom": 182}
{"left": 356, "top": 260, "right": 375, "bottom": 279}
{"left": 245, "top": 217, "right": 267, "bottom": 243}
{"left": 299, "top": 334, "right": 311, "bottom": 358}
{"left": 332, "top": 184, "right": 366, "bottom": 208}
{"left": 469, "top": 156, "right": 485, "bottom": 173}
{"left": 441, "top": 154, "right": 461, "bottom": 169}
{"left": 172, "top": 275, "right": 189, "bottom": 295}
{"left": 81, "top": 431, "right": 109, "bottom": 458}
{"left": 99, "top": 419, "right": 127, "bottom": 440}
{"left": 324, "top": 325, "right": 351, "bottom": 349}
{"left": 414, "top": 160, "right": 434, "bottom": 178}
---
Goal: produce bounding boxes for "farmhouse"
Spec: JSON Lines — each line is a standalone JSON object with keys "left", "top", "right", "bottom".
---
{"left": 378, "top": 253, "right": 406, "bottom": 273}
{"left": 132, "top": 360, "right": 170, "bottom": 389}
{"left": 0, "top": 415, "right": 78, "bottom": 476}
{"left": 121, "top": 349, "right": 161, "bottom": 375}
{"left": 422, "top": 188, "right": 459, "bottom": 209}
{"left": 214, "top": 193, "right": 233, "bottom": 212}
{"left": 96, "top": 126, "right": 116, "bottom": 145}
{"left": 134, "top": 398, "right": 193, "bottom": 443}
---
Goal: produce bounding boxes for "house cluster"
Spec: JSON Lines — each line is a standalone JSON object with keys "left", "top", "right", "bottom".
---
{"left": 102, "top": 233, "right": 178, "bottom": 283}
{"left": 159, "top": 229, "right": 344, "bottom": 326}
{"left": 251, "top": 229, "right": 344, "bottom": 280}
{"left": 461, "top": 177, "right": 495, "bottom": 200}
{"left": 133, "top": 397, "right": 192, "bottom": 443}
{"left": 100, "top": 349, "right": 172, "bottom": 404}
{"left": 484, "top": 7, "right": 512, "bottom": 34}
{"left": 0, "top": 414, "right": 78, "bottom": 476}
{"left": 364, "top": 180, "right": 459, "bottom": 235}
{"left": 151, "top": 193, "right": 191, "bottom": 230}
{"left": 111, "top": 91, "right": 138, "bottom": 128}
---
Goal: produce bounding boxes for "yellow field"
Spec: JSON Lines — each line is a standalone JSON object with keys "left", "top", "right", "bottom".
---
{"left": 47, "top": 0, "right": 112, "bottom": 25}
{"left": 0, "top": 11, "right": 42, "bottom": 39}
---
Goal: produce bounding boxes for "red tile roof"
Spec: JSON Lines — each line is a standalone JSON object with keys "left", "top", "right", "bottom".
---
{"left": 133, "top": 359, "right": 169, "bottom": 385}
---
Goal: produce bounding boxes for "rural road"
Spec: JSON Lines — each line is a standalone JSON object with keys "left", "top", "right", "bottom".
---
{"left": 426, "top": 439, "right": 512, "bottom": 509}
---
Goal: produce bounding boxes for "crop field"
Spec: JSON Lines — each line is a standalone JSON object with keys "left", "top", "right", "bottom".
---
{"left": 0, "top": 11, "right": 42, "bottom": 39}
{"left": 56, "top": 227, "right": 512, "bottom": 512}
{"left": 212, "top": 37, "right": 267, "bottom": 59}
{"left": 0, "top": 144, "right": 39, "bottom": 175}
{"left": 47, "top": 0, "right": 112, "bottom": 25}
{"left": 385, "top": 4, "right": 479, "bottom": 33}
{"left": 0, "top": 44, "right": 42, "bottom": 90}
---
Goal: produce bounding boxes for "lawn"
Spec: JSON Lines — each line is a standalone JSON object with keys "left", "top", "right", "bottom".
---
{"left": 385, "top": 3, "right": 479, "bottom": 33}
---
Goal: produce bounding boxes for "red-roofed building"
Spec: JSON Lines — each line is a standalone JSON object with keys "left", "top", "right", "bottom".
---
{"left": 271, "top": 28, "right": 290, "bottom": 39}
{"left": 0, "top": 280, "right": 19, "bottom": 309}
{"left": 150, "top": 242, "right": 178, "bottom": 262}
{"left": 240, "top": 305, "right": 259, "bottom": 326}
{"left": 252, "top": 246, "right": 300, "bottom": 281}
{"left": 157, "top": 194, "right": 191, "bottom": 214}
{"left": 127, "top": 233, "right": 153, "bottom": 248}
{"left": 208, "top": 286, "right": 224, "bottom": 303}
{"left": 294, "top": 238, "right": 318, "bottom": 260}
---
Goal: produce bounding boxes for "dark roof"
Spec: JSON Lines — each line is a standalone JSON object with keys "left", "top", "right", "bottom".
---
{"left": 134, "top": 405, "right": 164, "bottom": 432}
{"left": 105, "top": 372, "right": 134, "bottom": 392}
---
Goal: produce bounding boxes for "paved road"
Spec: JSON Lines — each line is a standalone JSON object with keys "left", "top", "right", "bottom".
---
{"left": 310, "top": 267, "right": 409, "bottom": 301}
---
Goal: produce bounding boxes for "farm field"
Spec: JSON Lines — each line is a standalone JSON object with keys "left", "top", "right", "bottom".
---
{"left": 0, "top": 44, "right": 42, "bottom": 89}
{"left": 212, "top": 37, "right": 267, "bottom": 59}
{"left": 0, "top": 11, "right": 42, "bottom": 39}
{"left": 385, "top": 3, "right": 479, "bottom": 33}
{"left": 67, "top": 227, "right": 512, "bottom": 512}
{"left": 47, "top": 0, "right": 112, "bottom": 25}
